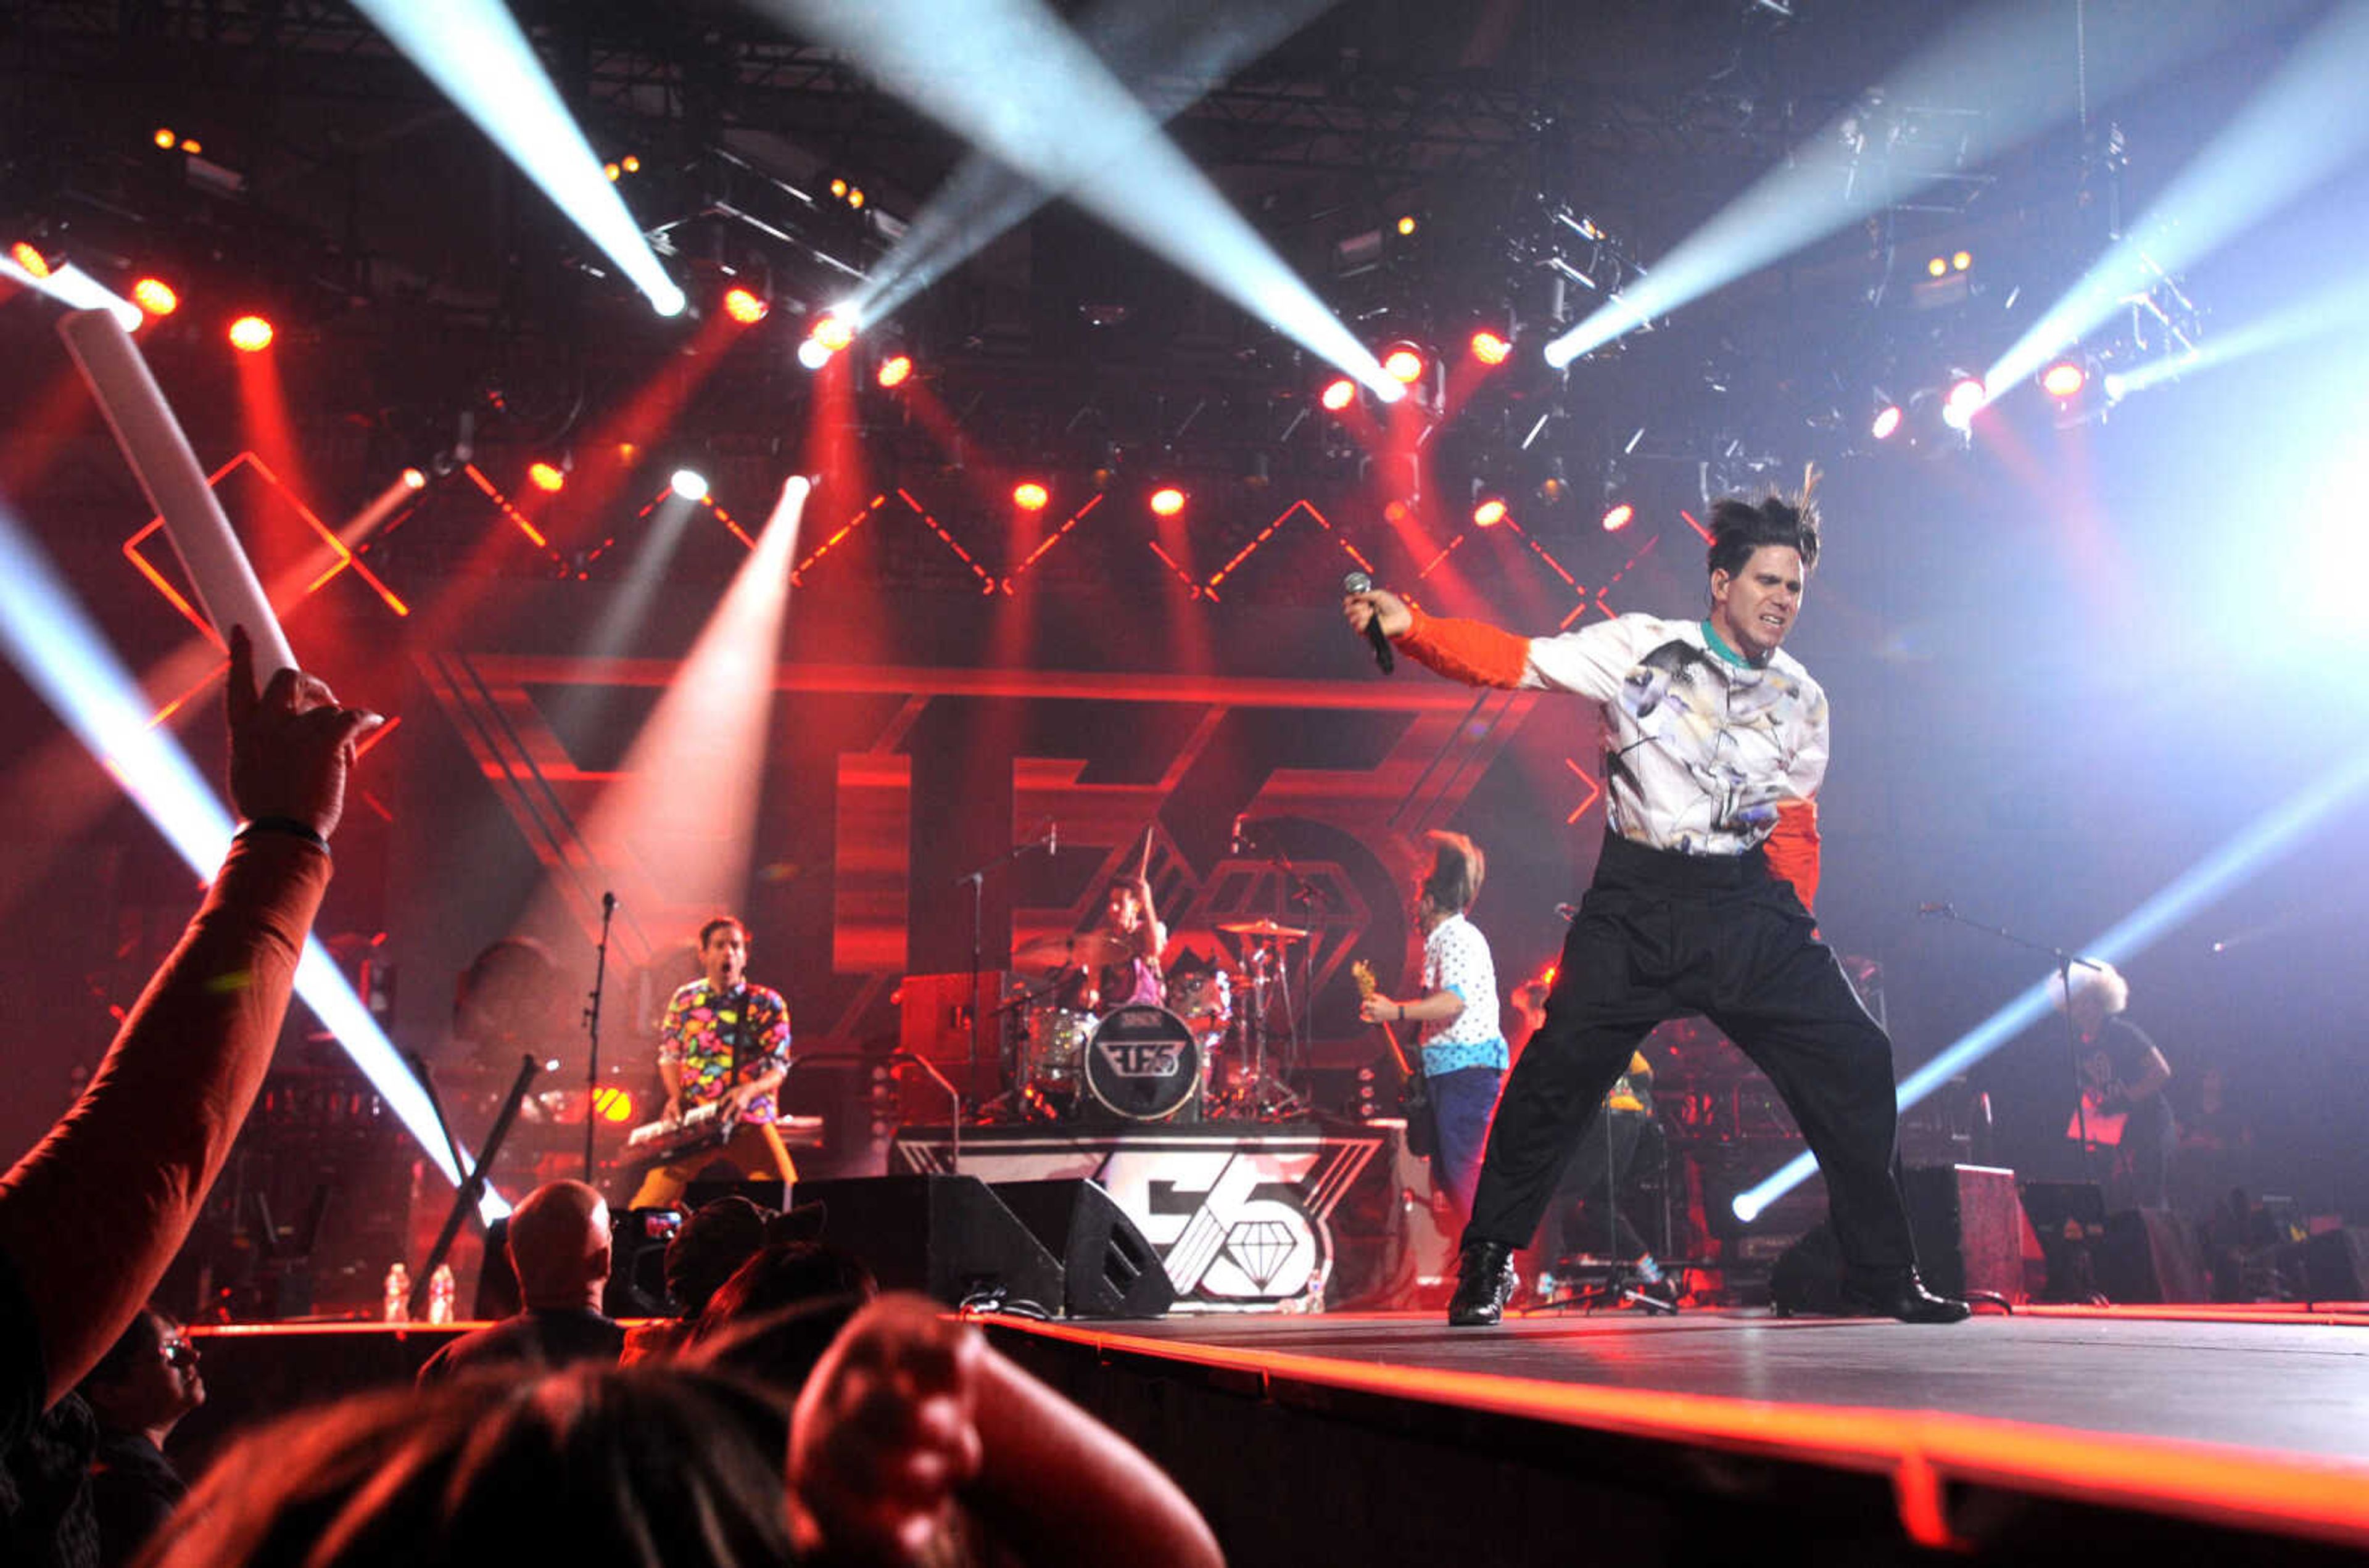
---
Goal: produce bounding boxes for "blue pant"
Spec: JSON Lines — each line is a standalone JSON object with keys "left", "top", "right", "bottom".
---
{"left": 1427, "top": 1065, "right": 1503, "bottom": 1221}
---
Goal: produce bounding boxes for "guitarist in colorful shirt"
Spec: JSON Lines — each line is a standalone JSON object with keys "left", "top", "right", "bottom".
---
{"left": 626, "top": 916, "right": 796, "bottom": 1208}
{"left": 1357, "top": 833, "right": 1507, "bottom": 1221}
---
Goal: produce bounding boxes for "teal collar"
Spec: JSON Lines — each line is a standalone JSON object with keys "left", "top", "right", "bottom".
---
{"left": 1699, "top": 618, "right": 1752, "bottom": 668}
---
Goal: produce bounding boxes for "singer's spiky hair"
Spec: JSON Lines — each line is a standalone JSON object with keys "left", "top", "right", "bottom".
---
{"left": 1707, "top": 463, "right": 1822, "bottom": 580}
{"left": 698, "top": 915, "right": 746, "bottom": 949}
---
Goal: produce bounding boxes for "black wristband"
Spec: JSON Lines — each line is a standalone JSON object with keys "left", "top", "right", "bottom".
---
{"left": 236, "top": 815, "right": 331, "bottom": 856}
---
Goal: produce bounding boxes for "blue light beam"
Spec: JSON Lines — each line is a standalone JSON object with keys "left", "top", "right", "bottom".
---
{"left": 348, "top": 0, "right": 685, "bottom": 317}
{"left": 851, "top": 0, "right": 1334, "bottom": 329}
{"left": 0, "top": 503, "right": 508, "bottom": 1223}
{"left": 1988, "top": 0, "right": 2369, "bottom": 398}
{"left": 751, "top": 0, "right": 1400, "bottom": 400}
{"left": 1542, "top": 1, "right": 2312, "bottom": 369}
{"left": 1733, "top": 736, "right": 2369, "bottom": 1223}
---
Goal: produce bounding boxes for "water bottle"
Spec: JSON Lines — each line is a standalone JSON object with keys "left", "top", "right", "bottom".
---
{"left": 426, "top": 1263, "right": 457, "bottom": 1324}
{"left": 382, "top": 1263, "right": 411, "bottom": 1323}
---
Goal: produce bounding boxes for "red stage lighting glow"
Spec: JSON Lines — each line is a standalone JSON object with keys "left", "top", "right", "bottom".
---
{"left": 1381, "top": 344, "right": 1426, "bottom": 384}
{"left": 9, "top": 242, "right": 49, "bottom": 279}
{"left": 401, "top": 468, "right": 428, "bottom": 490}
{"left": 1013, "top": 481, "right": 1051, "bottom": 512}
{"left": 131, "top": 278, "right": 179, "bottom": 316}
{"left": 810, "top": 313, "right": 856, "bottom": 352}
{"left": 721, "top": 287, "right": 769, "bottom": 325}
{"left": 1601, "top": 501, "right": 1635, "bottom": 532}
{"left": 1470, "top": 330, "right": 1512, "bottom": 366}
{"left": 1473, "top": 497, "right": 1508, "bottom": 528}
{"left": 2041, "top": 360, "right": 2088, "bottom": 399}
{"left": 527, "top": 461, "right": 566, "bottom": 493}
{"left": 1943, "top": 376, "right": 1987, "bottom": 431}
{"left": 1871, "top": 404, "right": 1904, "bottom": 441}
{"left": 1320, "top": 378, "right": 1357, "bottom": 412}
{"left": 1149, "top": 487, "right": 1186, "bottom": 518}
{"left": 181, "top": 138, "right": 202, "bottom": 155}
{"left": 153, "top": 128, "right": 177, "bottom": 149}
{"left": 876, "top": 353, "right": 914, "bottom": 389}
{"left": 227, "top": 315, "right": 275, "bottom": 353}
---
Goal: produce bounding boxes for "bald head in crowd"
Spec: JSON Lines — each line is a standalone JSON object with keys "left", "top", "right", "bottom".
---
{"left": 507, "top": 1181, "right": 612, "bottom": 1311}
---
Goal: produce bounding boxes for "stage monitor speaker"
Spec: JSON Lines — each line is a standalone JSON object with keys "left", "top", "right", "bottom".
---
{"left": 685, "top": 1179, "right": 788, "bottom": 1213}
{"left": 990, "top": 1179, "right": 1175, "bottom": 1319}
{"left": 1900, "top": 1163, "right": 2024, "bottom": 1303}
{"left": 792, "top": 1175, "right": 1064, "bottom": 1313}
{"left": 2296, "top": 1228, "right": 2369, "bottom": 1301}
{"left": 2097, "top": 1207, "right": 2210, "bottom": 1303}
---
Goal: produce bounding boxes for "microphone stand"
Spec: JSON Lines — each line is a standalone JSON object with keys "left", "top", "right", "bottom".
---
{"left": 583, "top": 891, "right": 616, "bottom": 1184}
{"left": 1917, "top": 905, "right": 2109, "bottom": 1184}
{"left": 953, "top": 824, "right": 1056, "bottom": 1116}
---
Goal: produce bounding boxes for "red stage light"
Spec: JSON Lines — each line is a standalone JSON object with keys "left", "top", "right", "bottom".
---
{"left": 180, "top": 138, "right": 202, "bottom": 155}
{"left": 153, "top": 128, "right": 177, "bottom": 150}
{"left": 1473, "top": 497, "right": 1508, "bottom": 528}
{"left": 1396, "top": 215, "right": 1419, "bottom": 237}
{"left": 527, "top": 461, "right": 566, "bottom": 493}
{"left": 1149, "top": 487, "right": 1186, "bottom": 518}
{"left": 401, "top": 468, "right": 428, "bottom": 491}
{"left": 1470, "top": 330, "right": 1512, "bottom": 366}
{"left": 1320, "top": 377, "right": 1357, "bottom": 412}
{"left": 876, "top": 353, "right": 914, "bottom": 389}
{"left": 2041, "top": 360, "right": 2088, "bottom": 399}
{"left": 721, "top": 287, "right": 769, "bottom": 325}
{"left": 1013, "top": 481, "right": 1050, "bottom": 512}
{"left": 131, "top": 278, "right": 180, "bottom": 316}
{"left": 227, "top": 315, "right": 275, "bottom": 353}
{"left": 1601, "top": 501, "right": 1635, "bottom": 532}
{"left": 1871, "top": 403, "right": 1903, "bottom": 440}
{"left": 810, "top": 313, "right": 856, "bottom": 352}
{"left": 603, "top": 161, "right": 621, "bottom": 182}
{"left": 1381, "top": 344, "right": 1426, "bottom": 384}
{"left": 8, "top": 241, "right": 49, "bottom": 279}
{"left": 1383, "top": 500, "right": 1411, "bottom": 523}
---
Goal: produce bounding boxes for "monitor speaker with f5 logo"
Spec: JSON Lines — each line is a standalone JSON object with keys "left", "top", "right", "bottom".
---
{"left": 990, "top": 1178, "right": 1175, "bottom": 1319}
{"left": 791, "top": 1175, "right": 1064, "bottom": 1314}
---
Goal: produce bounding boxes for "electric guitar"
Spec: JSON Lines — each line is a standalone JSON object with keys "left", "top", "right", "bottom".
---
{"left": 1354, "top": 960, "right": 1433, "bottom": 1158}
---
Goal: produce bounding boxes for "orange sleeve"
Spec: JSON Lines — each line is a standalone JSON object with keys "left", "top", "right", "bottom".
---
{"left": 1395, "top": 606, "right": 1529, "bottom": 689}
{"left": 1764, "top": 796, "right": 1821, "bottom": 914}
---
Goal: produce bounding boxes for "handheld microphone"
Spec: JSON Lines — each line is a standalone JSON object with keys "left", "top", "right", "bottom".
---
{"left": 1916, "top": 902, "right": 1954, "bottom": 917}
{"left": 602, "top": 891, "right": 617, "bottom": 915}
{"left": 1342, "top": 571, "right": 1395, "bottom": 674}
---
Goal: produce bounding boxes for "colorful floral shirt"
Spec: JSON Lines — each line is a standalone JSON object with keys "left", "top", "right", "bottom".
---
{"left": 656, "top": 979, "right": 791, "bottom": 1123}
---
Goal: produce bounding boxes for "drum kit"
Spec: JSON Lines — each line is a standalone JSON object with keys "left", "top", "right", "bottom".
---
{"left": 1003, "top": 917, "right": 1313, "bottom": 1123}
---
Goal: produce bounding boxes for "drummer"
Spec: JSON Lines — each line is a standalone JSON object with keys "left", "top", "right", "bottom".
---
{"left": 1082, "top": 869, "right": 1168, "bottom": 1011}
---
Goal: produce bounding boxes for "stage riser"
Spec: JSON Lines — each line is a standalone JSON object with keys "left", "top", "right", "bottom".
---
{"left": 987, "top": 1328, "right": 2369, "bottom": 1568}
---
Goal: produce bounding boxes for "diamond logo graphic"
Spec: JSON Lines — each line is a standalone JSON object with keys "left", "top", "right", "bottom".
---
{"left": 1222, "top": 1218, "right": 1296, "bottom": 1288}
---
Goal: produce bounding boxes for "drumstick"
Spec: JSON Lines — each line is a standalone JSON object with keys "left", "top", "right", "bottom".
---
{"left": 1135, "top": 824, "right": 1154, "bottom": 883}
{"left": 56, "top": 308, "right": 297, "bottom": 682}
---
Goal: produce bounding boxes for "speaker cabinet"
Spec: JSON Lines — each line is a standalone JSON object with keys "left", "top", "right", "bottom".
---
{"left": 792, "top": 1174, "right": 1064, "bottom": 1313}
{"left": 990, "top": 1179, "right": 1175, "bottom": 1319}
{"left": 1901, "top": 1163, "right": 2025, "bottom": 1303}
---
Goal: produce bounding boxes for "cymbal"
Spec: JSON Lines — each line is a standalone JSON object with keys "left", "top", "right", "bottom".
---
{"left": 1218, "top": 918, "right": 1309, "bottom": 940}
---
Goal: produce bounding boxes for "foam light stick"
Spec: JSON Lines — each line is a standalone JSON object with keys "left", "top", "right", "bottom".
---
{"left": 55, "top": 308, "right": 297, "bottom": 682}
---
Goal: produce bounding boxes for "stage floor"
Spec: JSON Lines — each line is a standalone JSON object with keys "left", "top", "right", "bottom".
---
{"left": 989, "top": 1303, "right": 2369, "bottom": 1560}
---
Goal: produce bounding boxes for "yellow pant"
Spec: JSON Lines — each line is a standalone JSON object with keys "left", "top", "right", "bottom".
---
{"left": 626, "top": 1121, "right": 798, "bottom": 1210}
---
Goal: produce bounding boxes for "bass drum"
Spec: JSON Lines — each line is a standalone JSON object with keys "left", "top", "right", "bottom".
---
{"left": 1083, "top": 1005, "right": 1202, "bottom": 1121}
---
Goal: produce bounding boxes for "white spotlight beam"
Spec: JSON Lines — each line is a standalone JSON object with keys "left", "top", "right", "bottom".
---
{"left": 1732, "top": 736, "right": 2369, "bottom": 1223}
{"left": 0, "top": 506, "right": 508, "bottom": 1222}
{"left": 0, "top": 256, "right": 144, "bottom": 329}
{"left": 752, "top": 0, "right": 1400, "bottom": 400}
{"left": 1988, "top": 0, "right": 2369, "bottom": 398}
{"left": 347, "top": 0, "right": 685, "bottom": 317}
{"left": 2108, "top": 267, "right": 2369, "bottom": 402}
{"left": 1540, "top": 1, "right": 2314, "bottom": 369}
{"left": 852, "top": 0, "right": 1334, "bottom": 328}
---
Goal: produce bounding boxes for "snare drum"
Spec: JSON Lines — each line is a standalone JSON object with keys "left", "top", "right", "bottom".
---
{"left": 1023, "top": 1005, "right": 1096, "bottom": 1091}
{"left": 1083, "top": 1006, "right": 1202, "bottom": 1121}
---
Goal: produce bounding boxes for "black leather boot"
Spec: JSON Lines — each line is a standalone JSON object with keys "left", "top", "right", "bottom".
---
{"left": 1447, "top": 1241, "right": 1518, "bottom": 1327}
{"left": 1840, "top": 1269, "right": 1972, "bottom": 1324}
